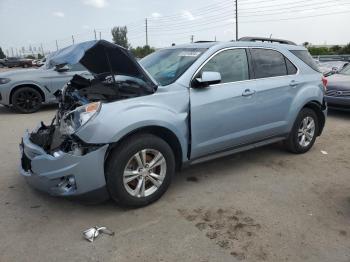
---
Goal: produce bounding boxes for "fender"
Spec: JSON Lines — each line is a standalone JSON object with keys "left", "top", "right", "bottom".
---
{"left": 7, "top": 81, "right": 49, "bottom": 104}
{"left": 76, "top": 95, "right": 190, "bottom": 162}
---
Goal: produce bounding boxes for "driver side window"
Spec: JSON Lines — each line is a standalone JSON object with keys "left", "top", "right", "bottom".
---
{"left": 199, "top": 49, "right": 249, "bottom": 84}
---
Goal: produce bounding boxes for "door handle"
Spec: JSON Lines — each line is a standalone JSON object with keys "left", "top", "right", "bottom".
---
{"left": 242, "top": 89, "right": 256, "bottom": 97}
{"left": 289, "top": 80, "right": 299, "bottom": 87}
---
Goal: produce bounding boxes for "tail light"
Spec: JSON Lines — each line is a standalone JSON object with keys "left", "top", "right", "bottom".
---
{"left": 322, "top": 77, "right": 328, "bottom": 91}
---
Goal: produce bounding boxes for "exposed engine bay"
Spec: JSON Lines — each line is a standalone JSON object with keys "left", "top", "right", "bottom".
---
{"left": 29, "top": 73, "right": 155, "bottom": 155}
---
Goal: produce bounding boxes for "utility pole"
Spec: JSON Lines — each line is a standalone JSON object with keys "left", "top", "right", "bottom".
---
{"left": 41, "top": 43, "right": 44, "bottom": 56}
{"left": 99, "top": 32, "right": 101, "bottom": 40}
{"left": 235, "top": 0, "right": 238, "bottom": 41}
{"left": 94, "top": 29, "right": 97, "bottom": 40}
{"left": 72, "top": 35, "right": 75, "bottom": 45}
{"left": 11, "top": 47, "right": 14, "bottom": 57}
{"left": 55, "top": 40, "right": 59, "bottom": 51}
{"left": 145, "top": 18, "right": 149, "bottom": 46}
{"left": 190, "top": 35, "right": 194, "bottom": 43}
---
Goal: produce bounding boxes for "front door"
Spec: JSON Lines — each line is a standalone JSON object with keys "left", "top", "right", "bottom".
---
{"left": 190, "top": 48, "right": 260, "bottom": 159}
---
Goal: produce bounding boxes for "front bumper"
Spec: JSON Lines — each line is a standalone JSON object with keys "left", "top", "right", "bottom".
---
{"left": 19, "top": 129, "right": 109, "bottom": 201}
{"left": 325, "top": 95, "right": 350, "bottom": 109}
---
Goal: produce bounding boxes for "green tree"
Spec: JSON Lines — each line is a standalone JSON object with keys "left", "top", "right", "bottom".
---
{"left": 130, "top": 45, "right": 155, "bottom": 58}
{"left": 111, "top": 26, "right": 130, "bottom": 49}
{"left": 0, "top": 47, "right": 5, "bottom": 59}
{"left": 307, "top": 46, "right": 331, "bottom": 56}
{"left": 302, "top": 42, "right": 310, "bottom": 48}
{"left": 37, "top": 53, "right": 44, "bottom": 59}
{"left": 330, "top": 45, "right": 342, "bottom": 54}
{"left": 339, "top": 43, "right": 350, "bottom": 54}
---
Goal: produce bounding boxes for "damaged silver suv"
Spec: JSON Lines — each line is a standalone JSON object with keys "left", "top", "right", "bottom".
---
{"left": 20, "top": 39, "right": 327, "bottom": 207}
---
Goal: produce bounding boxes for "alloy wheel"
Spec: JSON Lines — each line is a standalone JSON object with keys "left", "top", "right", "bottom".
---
{"left": 298, "top": 116, "right": 315, "bottom": 147}
{"left": 14, "top": 89, "right": 41, "bottom": 112}
{"left": 123, "top": 149, "right": 167, "bottom": 198}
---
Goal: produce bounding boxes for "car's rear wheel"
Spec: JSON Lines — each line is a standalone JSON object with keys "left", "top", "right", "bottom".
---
{"left": 106, "top": 134, "right": 175, "bottom": 207}
{"left": 11, "top": 87, "right": 43, "bottom": 113}
{"left": 285, "top": 108, "right": 319, "bottom": 154}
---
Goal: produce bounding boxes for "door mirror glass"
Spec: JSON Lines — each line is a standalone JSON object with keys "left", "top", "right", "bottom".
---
{"left": 193, "top": 71, "right": 221, "bottom": 88}
{"left": 55, "top": 64, "right": 70, "bottom": 72}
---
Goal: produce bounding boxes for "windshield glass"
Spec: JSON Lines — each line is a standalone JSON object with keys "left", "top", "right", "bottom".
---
{"left": 140, "top": 48, "right": 206, "bottom": 86}
{"left": 339, "top": 64, "right": 350, "bottom": 75}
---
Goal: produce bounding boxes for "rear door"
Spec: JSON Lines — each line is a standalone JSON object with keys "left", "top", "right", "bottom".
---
{"left": 247, "top": 48, "right": 299, "bottom": 137}
{"left": 190, "top": 48, "right": 262, "bottom": 158}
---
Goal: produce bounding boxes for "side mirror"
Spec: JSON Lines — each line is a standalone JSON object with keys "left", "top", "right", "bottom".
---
{"left": 55, "top": 65, "right": 70, "bottom": 72}
{"left": 193, "top": 71, "right": 221, "bottom": 88}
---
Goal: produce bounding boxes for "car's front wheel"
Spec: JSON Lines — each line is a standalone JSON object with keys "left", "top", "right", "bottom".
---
{"left": 285, "top": 108, "right": 319, "bottom": 154}
{"left": 106, "top": 134, "right": 175, "bottom": 207}
{"left": 11, "top": 87, "right": 43, "bottom": 113}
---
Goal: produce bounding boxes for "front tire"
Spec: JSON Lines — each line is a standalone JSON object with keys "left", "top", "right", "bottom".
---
{"left": 11, "top": 87, "right": 43, "bottom": 113}
{"left": 106, "top": 134, "right": 175, "bottom": 207}
{"left": 285, "top": 108, "right": 319, "bottom": 154}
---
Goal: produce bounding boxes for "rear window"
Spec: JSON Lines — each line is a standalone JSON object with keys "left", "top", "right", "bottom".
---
{"left": 290, "top": 50, "right": 320, "bottom": 72}
{"left": 251, "top": 49, "right": 287, "bottom": 78}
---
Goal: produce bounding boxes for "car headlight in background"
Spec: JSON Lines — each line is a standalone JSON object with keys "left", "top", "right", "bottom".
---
{"left": 0, "top": 78, "right": 11, "bottom": 85}
{"left": 60, "top": 102, "right": 101, "bottom": 135}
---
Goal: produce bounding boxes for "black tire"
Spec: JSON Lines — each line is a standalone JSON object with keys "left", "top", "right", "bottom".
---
{"left": 11, "top": 87, "right": 43, "bottom": 113}
{"left": 106, "top": 134, "right": 175, "bottom": 207}
{"left": 285, "top": 108, "right": 319, "bottom": 154}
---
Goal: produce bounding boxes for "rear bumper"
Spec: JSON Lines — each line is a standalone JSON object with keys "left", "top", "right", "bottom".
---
{"left": 325, "top": 96, "right": 350, "bottom": 108}
{"left": 19, "top": 129, "right": 109, "bottom": 201}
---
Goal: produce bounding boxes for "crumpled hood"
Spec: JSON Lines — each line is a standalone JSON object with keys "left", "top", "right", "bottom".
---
{"left": 48, "top": 40, "right": 157, "bottom": 90}
{"left": 327, "top": 74, "right": 350, "bottom": 90}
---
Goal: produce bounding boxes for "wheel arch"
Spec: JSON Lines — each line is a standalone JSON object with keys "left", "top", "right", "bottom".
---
{"left": 302, "top": 100, "right": 326, "bottom": 136}
{"left": 9, "top": 84, "right": 45, "bottom": 104}
{"left": 105, "top": 125, "right": 184, "bottom": 171}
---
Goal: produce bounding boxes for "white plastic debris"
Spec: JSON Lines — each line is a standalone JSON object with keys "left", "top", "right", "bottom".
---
{"left": 83, "top": 226, "right": 114, "bottom": 242}
{"left": 321, "top": 150, "right": 328, "bottom": 155}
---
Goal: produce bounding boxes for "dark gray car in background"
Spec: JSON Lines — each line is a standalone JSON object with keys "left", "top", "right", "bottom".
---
{"left": 325, "top": 65, "right": 350, "bottom": 109}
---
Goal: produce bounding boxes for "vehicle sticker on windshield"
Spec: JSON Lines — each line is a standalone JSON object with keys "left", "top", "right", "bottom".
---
{"left": 178, "top": 51, "right": 201, "bottom": 57}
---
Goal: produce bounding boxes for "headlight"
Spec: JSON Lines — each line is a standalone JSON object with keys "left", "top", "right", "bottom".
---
{"left": 60, "top": 102, "right": 101, "bottom": 135}
{"left": 0, "top": 78, "right": 11, "bottom": 85}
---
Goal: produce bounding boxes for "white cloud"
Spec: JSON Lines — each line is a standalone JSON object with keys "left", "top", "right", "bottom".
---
{"left": 52, "top": 11, "right": 65, "bottom": 18}
{"left": 83, "top": 0, "right": 108, "bottom": 8}
{"left": 151, "top": 12, "right": 162, "bottom": 19}
{"left": 181, "top": 10, "right": 197, "bottom": 21}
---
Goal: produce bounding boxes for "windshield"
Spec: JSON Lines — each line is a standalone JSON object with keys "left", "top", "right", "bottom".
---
{"left": 339, "top": 64, "right": 350, "bottom": 75}
{"left": 140, "top": 48, "right": 206, "bottom": 86}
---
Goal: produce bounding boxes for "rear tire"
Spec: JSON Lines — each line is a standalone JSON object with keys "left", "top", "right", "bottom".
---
{"left": 285, "top": 108, "right": 319, "bottom": 154}
{"left": 11, "top": 87, "right": 43, "bottom": 113}
{"left": 105, "top": 134, "right": 175, "bottom": 207}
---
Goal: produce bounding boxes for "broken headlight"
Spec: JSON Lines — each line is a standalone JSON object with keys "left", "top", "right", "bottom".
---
{"left": 60, "top": 102, "right": 101, "bottom": 135}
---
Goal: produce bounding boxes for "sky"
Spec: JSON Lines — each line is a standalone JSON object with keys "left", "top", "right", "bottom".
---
{"left": 0, "top": 0, "right": 350, "bottom": 55}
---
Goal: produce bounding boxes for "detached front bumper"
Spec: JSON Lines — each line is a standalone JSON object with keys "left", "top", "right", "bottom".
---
{"left": 19, "top": 129, "right": 109, "bottom": 201}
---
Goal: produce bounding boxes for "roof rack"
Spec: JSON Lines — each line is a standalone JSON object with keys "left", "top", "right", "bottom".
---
{"left": 194, "top": 41, "right": 216, "bottom": 43}
{"left": 238, "top": 37, "right": 296, "bottom": 45}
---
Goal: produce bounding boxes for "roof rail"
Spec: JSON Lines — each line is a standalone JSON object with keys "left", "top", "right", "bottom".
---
{"left": 194, "top": 41, "right": 217, "bottom": 43}
{"left": 238, "top": 37, "right": 296, "bottom": 45}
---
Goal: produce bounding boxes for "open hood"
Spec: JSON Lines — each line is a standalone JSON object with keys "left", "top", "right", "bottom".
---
{"left": 48, "top": 40, "right": 156, "bottom": 89}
